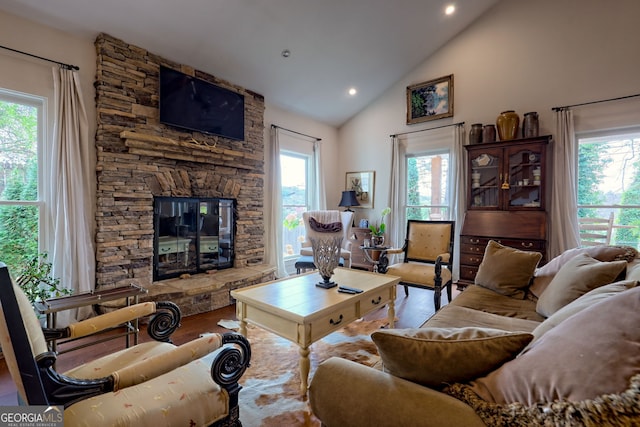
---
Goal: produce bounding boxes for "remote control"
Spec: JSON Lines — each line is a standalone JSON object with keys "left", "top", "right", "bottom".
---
{"left": 338, "top": 288, "right": 358, "bottom": 294}
{"left": 338, "top": 286, "right": 363, "bottom": 293}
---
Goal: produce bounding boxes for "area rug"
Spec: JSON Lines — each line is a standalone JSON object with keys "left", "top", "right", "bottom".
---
{"left": 211, "top": 317, "right": 391, "bottom": 426}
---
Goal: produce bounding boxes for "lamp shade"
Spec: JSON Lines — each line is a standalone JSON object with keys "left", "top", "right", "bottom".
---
{"left": 338, "top": 190, "right": 360, "bottom": 208}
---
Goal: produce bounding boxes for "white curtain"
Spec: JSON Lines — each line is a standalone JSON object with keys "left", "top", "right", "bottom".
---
{"left": 50, "top": 67, "right": 94, "bottom": 324}
{"left": 389, "top": 135, "right": 406, "bottom": 250}
{"left": 312, "top": 140, "right": 326, "bottom": 210}
{"left": 389, "top": 127, "right": 459, "bottom": 274}
{"left": 451, "top": 124, "right": 466, "bottom": 282}
{"left": 549, "top": 108, "right": 580, "bottom": 257}
{"left": 267, "top": 127, "right": 288, "bottom": 278}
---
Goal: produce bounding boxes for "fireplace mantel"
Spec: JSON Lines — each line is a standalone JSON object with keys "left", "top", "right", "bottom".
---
{"left": 120, "top": 130, "right": 258, "bottom": 169}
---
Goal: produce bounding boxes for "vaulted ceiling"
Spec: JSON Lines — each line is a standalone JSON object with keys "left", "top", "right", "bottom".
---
{"left": 0, "top": 0, "right": 498, "bottom": 126}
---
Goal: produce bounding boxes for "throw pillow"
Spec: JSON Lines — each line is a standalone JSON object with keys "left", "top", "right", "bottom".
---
{"left": 445, "top": 374, "right": 640, "bottom": 427}
{"left": 474, "top": 240, "right": 542, "bottom": 299}
{"left": 536, "top": 253, "right": 627, "bottom": 317}
{"left": 530, "top": 245, "right": 638, "bottom": 298}
{"left": 371, "top": 327, "right": 533, "bottom": 389}
{"left": 530, "top": 279, "right": 638, "bottom": 342}
{"left": 308, "top": 216, "right": 343, "bottom": 233}
{"left": 469, "top": 286, "right": 640, "bottom": 406}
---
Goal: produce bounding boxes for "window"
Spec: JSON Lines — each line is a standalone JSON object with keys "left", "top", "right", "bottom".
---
{"left": 577, "top": 130, "right": 640, "bottom": 248}
{"left": 0, "top": 90, "right": 45, "bottom": 274}
{"left": 406, "top": 151, "right": 451, "bottom": 220}
{"left": 281, "top": 152, "right": 310, "bottom": 258}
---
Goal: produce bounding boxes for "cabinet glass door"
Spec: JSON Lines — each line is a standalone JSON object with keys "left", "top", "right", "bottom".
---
{"left": 470, "top": 151, "right": 500, "bottom": 208}
{"left": 507, "top": 147, "right": 543, "bottom": 208}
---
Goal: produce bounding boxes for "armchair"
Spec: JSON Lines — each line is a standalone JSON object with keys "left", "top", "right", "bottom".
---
{"left": 0, "top": 263, "right": 250, "bottom": 426}
{"left": 300, "top": 210, "right": 353, "bottom": 267}
{"left": 379, "top": 220, "right": 455, "bottom": 311}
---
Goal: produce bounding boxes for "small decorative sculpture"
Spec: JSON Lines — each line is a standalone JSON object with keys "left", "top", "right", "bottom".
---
{"left": 309, "top": 236, "right": 343, "bottom": 288}
{"left": 307, "top": 216, "right": 344, "bottom": 289}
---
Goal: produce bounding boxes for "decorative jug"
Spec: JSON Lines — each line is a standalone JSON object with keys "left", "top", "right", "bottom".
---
{"left": 496, "top": 110, "right": 519, "bottom": 141}
{"left": 522, "top": 112, "right": 539, "bottom": 138}
{"left": 469, "top": 123, "right": 483, "bottom": 144}
{"left": 482, "top": 125, "right": 496, "bottom": 143}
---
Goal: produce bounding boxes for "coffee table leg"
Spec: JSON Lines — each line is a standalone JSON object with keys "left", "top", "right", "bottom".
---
{"left": 235, "top": 302, "right": 248, "bottom": 337}
{"left": 299, "top": 346, "right": 311, "bottom": 394}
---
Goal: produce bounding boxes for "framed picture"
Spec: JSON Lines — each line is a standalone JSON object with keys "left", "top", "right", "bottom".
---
{"left": 346, "top": 171, "right": 375, "bottom": 209}
{"left": 406, "top": 74, "right": 454, "bottom": 124}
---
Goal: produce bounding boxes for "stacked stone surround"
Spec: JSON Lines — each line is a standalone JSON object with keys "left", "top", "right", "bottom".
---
{"left": 94, "top": 33, "right": 274, "bottom": 314}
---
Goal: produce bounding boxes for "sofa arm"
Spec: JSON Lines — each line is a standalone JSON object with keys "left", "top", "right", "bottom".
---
{"left": 309, "top": 358, "right": 486, "bottom": 427}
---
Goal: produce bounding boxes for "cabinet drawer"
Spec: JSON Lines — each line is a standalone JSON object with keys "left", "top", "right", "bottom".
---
{"left": 461, "top": 236, "right": 490, "bottom": 246}
{"left": 494, "top": 239, "right": 545, "bottom": 251}
{"left": 460, "top": 265, "right": 479, "bottom": 282}
{"left": 460, "top": 253, "right": 483, "bottom": 266}
{"left": 461, "top": 243, "right": 486, "bottom": 254}
{"left": 310, "top": 305, "right": 358, "bottom": 342}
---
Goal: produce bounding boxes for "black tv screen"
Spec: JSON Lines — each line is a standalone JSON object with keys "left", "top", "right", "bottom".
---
{"left": 159, "top": 65, "right": 245, "bottom": 140}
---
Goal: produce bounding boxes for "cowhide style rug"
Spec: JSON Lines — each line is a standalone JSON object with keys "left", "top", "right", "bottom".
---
{"left": 208, "top": 317, "right": 390, "bottom": 426}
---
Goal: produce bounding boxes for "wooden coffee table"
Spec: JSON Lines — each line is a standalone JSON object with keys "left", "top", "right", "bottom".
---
{"left": 231, "top": 267, "right": 400, "bottom": 394}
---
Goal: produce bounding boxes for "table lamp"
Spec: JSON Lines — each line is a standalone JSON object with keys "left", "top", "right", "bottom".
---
{"left": 338, "top": 190, "right": 360, "bottom": 226}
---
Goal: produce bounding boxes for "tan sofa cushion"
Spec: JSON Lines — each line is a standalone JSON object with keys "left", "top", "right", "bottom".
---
{"left": 536, "top": 253, "right": 627, "bottom": 317}
{"left": 372, "top": 327, "right": 532, "bottom": 389}
{"left": 530, "top": 245, "right": 637, "bottom": 297}
{"left": 474, "top": 240, "right": 542, "bottom": 299}
{"left": 530, "top": 279, "right": 638, "bottom": 343}
{"left": 470, "top": 286, "right": 640, "bottom": 405}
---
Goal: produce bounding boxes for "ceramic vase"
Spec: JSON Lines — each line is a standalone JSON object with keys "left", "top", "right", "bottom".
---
{"left": 482, "top": 125, "right": 496, "bottom": 143}
{"left": 468, "top": 124, "right": 483, "bottom": 144}
{"left": 496, "top": 110, "right": 519, "bottom": 141}
{"left": 522, "top": 112, "right": 539, "bottom": 138}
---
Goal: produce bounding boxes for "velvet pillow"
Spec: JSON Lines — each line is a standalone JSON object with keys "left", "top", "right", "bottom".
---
{"left": 474, "top": 240, "right": 542, "bottom": 299}
{"left": 470, "top": 286, "right": 640, "bottom": 406}
{"left": 530, "top": 245, "right": 638, "bottom": 298}
{"left": 530, "top": 279, "right": 638, "bottom": 343}
{"left": 536, "top": 253, "right": 627, "bottom": 317}
{"left": 371, "top": 327, "right": 533, "bottom": 389}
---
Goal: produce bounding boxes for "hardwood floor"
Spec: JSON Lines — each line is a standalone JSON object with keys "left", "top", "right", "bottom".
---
{"left": 0, "top": 284, "right": 450, "bottom": 405}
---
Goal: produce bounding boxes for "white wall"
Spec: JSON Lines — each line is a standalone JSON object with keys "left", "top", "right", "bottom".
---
{"left": 338, "top": 0, "right": 640, "bottom": 221}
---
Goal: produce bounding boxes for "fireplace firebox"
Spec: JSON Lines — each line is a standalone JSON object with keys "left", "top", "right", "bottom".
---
{"left": 154, "top": 197, "right": 236, "bottom": 281}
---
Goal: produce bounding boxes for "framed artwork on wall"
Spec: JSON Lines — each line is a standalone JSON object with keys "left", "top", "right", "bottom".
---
{"left": 346, "top": 171, "right": 375, "bottom": 209}
{"left": 406, "top": 74, "right": 454, "bottom": 124}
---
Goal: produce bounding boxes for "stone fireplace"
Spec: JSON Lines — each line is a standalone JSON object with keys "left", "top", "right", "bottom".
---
{"left": 94, "top": 34, "right": 274, "bottom": 315}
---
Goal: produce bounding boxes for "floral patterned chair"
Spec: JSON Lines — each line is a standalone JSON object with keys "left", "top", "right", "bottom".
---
{"left": 0, "top": 262, "right": 250, "bottom": 426}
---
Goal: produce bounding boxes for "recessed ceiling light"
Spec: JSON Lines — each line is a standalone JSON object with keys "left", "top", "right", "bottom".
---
{"left": 281, "top": 49, "right": 291, "bottom": 58}
{"left": 445, "top": 5, "right": 455, "bottom": 15}
{"left": 348, "top": 88, "right": 357, "bottom": 96}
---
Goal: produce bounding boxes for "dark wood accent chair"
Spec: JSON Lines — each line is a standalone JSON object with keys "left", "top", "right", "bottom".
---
{"left": 379, "top": 220, "right": 455, "bottom": 311}
{"left": 0, "top": 262, "right": 250, "bottom": 426}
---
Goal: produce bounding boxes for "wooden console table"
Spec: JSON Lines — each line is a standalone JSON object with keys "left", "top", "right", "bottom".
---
{"left": 34, "top": 284, "right": 148, "bottom": 354}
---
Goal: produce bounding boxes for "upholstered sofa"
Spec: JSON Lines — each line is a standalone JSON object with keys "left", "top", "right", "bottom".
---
{"left": 309, "top": 242, "right": 640, "bottom": 426}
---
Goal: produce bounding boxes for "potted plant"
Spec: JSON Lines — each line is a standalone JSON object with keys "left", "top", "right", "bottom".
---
{"left": 16, "top": 253, "right": 70, "bottom": 309}
{"left": 369, "top": 207, "right": 391, "bottom": 246}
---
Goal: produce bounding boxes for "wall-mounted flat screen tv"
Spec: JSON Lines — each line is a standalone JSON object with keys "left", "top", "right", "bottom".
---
{"left": 159, "top": 65, "right": 245, "bottom": 141}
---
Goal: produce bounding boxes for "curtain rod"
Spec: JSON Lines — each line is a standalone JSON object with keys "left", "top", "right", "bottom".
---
{"left": 0, "top": 44, "right": 79, "bottom": 70}
{"left": 552, "top": 93, "right": 640, "bottom": 111}
{"left": 271, "top": 124, "right": 321, "bottom": 141}
{"left": 390, "top": 121, "right": 465, "bottom": 138}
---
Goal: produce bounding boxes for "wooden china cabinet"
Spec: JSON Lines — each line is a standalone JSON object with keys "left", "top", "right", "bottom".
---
{"left": 459, "top": 135, "right": 552, "bottom": 288}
